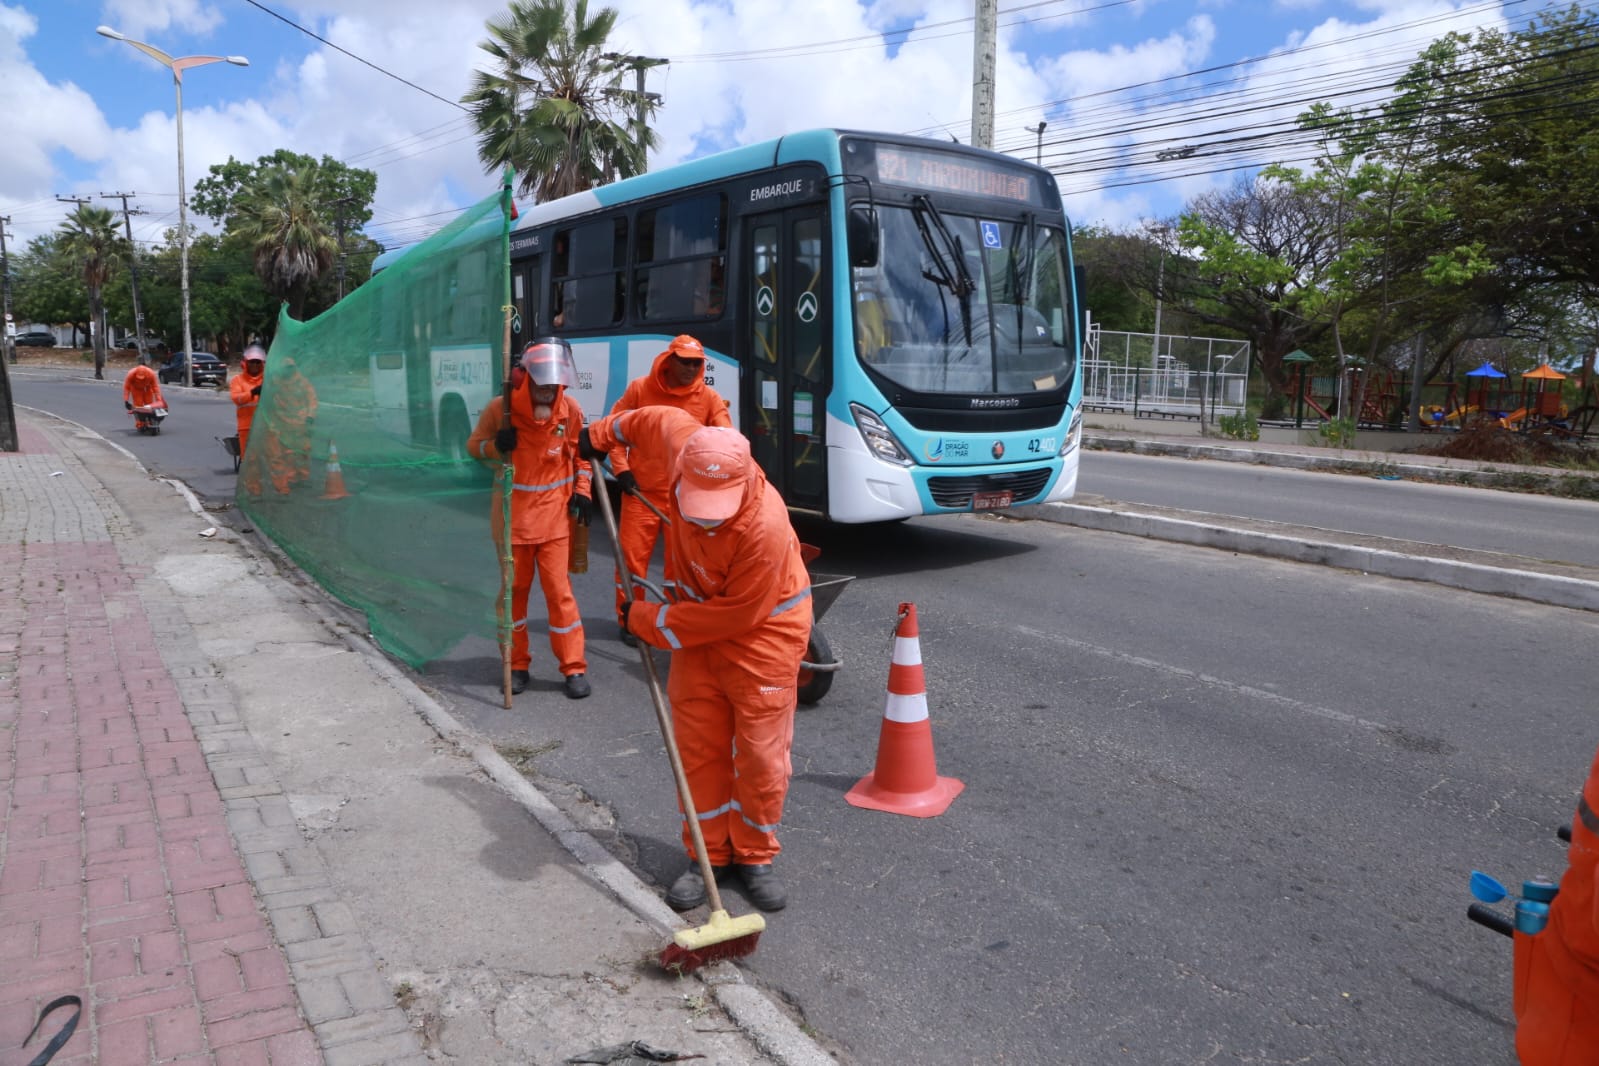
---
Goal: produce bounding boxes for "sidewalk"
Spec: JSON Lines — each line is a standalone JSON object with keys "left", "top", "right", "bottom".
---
{"left": 0, "top": 412, "right": 833, "bottom": 1066}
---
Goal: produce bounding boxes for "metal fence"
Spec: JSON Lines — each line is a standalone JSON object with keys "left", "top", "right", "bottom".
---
{"left": 1081, "top": 325, "right": 1252, "bottom": 422}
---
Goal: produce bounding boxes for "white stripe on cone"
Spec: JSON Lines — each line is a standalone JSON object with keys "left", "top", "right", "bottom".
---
{"left": 893, "top": 636, "right": 921, "bottom": 665}
{"left": 884, "top": 691, "right": 929, "bottom": 724}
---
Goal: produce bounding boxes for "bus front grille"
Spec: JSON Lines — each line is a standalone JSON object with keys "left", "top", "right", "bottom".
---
{"left": 927, "top": 468, "right": 1053, "bottom": 508}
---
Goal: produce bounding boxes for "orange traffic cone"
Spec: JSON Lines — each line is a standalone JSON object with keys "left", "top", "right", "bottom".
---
{"left": 845, "top": 602, "right": 964, "bottom": 818}
{"left": 320, "top": 441, "right": 352, "bottom": 500}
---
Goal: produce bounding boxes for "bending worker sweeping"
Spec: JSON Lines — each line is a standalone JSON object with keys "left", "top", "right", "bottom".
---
{"left": 580, "top": 407, "right": 810, "bottom": 912}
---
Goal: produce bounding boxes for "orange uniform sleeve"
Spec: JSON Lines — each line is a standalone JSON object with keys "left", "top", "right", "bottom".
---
{"left": 467, "top": 403, "right": 508, "bottom": 463}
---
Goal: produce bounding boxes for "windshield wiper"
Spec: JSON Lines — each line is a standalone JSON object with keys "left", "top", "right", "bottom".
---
{"left": 913, "top": 196, "right": 976, "bottom": 344}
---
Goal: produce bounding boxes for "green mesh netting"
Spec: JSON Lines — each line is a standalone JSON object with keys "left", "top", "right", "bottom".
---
{"left": 239, "top": 189, "right": 513, "bottom": 666}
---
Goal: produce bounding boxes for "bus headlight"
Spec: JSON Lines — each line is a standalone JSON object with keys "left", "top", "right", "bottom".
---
{"left": 1060, "top": 407, "right": 1083, "bottom": 456}
{"left": 851, "top": 403, "right": 913, "bottom": 466}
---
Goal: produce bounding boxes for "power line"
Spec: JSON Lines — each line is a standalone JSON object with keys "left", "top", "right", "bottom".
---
{"left": 237, "top": 0, "right": 468, "bottom": 112}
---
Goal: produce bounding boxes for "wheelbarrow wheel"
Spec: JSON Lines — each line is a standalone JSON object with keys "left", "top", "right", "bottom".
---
{"left": 796, "top": 626, "right": 835, "bottom": 706}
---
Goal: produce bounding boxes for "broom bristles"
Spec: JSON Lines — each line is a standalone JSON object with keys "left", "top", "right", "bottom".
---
{"left": 657, "top": 908, "right": 766, "bottom": 974}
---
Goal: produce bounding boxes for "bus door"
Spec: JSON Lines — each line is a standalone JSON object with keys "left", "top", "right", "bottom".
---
{"left": 741, "top": 207, "right": 829, "bottom": 513}
{"left": 510, "top": 255, "right": 541, "bottom": 355}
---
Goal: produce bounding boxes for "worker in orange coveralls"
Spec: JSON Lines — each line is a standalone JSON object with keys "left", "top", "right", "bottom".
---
{"left": 606, "top": 335, "right": 731, "bottom": 646}
{"left": 122, "top": 363, "right": 166, "bottom": 416}
{"left": 229, "top": 345, "right": 266, "bottom": 456}
{"left": 579, "top": 408, "right": 810, "bottom": 912}
{"left": 247, "top": 352, "right": 318, "bottom": 495}
{"left": 1515, "top": 742, "right": 1599, "bottom": 1065}
{"left": 468, "top": 338, "right": 593, "bottom": 700}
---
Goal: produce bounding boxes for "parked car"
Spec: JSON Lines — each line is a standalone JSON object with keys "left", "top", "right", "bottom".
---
{"left": 158, "top": 352, "right": 227, "bottom": 387}
{"left": 13, "top": 330, "right": 56, "bottom": 347}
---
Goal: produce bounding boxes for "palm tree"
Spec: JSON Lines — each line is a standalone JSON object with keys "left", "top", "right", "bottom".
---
{"left": 58, "top": 205, "right": 127, "bottom": 380}
{"left": 463, "top": 0, "right": 658, "bottom": 203}
{"left": 229, "top": 161, "right": 338, "bottom": 319}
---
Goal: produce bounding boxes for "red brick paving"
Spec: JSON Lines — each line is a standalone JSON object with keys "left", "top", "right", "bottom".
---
{"left": 0, "top": 540, "right": 319, "bottom": 1062}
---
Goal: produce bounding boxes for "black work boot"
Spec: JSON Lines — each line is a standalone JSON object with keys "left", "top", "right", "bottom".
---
{"left": 618, "top": 619, "right": 639, "bottom": 648}
{"left": 563, "top": 673, "right": 591, "bottom": 699}
{"left": 665, "top": 863, "right": 729, "bottom": 911}
{"left": 734, "top": 863, "right": 787, "bottom": 912}
{"left": 510, "top": 670, "right": 530, "bottom": 695}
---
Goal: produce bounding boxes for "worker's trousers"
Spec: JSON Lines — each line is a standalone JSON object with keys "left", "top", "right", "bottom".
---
{"left": 667, "top": 642, "right": 801, "bottom": 865}
{"left": 505, "top": 539, "right": 586, "bottom": 677}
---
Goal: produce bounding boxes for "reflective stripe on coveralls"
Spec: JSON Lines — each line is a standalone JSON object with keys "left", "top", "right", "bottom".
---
{"left": 1514, "top": 744, "right": 1599, "bottom": 1065}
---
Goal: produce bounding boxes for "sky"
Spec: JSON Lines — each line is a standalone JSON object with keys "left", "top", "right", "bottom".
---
{"left": 0, "top": 0, "right": 1543, "bottom": 257}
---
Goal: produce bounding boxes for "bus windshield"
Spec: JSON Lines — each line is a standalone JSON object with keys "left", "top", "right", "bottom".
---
{"left": 853, "top": 204, "right": 1072, "bottom": 397}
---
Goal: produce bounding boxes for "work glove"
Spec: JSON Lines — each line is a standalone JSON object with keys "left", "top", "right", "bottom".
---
{"left": 577, "top": 426, "right": 599, "bottom": 460}
{"left": 494, "top": 426, "right": 518, "bottom": 455}
{"left": 125, "top": 400, "right": 133, "bottom": 410}
{"left": 250, "top": 385, "right": 261, "bottom": 397}
{"left": 615, "top": 470, "right": 638, "bottom": 496}
{"left": 569, "top": 494, "right": 593, "bottom": 527}
{"left": 626, "top": 600, "right": 663, "bottom": 647}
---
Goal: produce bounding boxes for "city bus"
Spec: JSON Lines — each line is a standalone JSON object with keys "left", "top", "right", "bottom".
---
{"left": 506, "top": 128, "right": 1085, "bottom": 522}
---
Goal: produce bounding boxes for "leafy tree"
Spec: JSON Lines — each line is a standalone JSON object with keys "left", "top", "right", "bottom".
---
{"left": 58, "top": 205, "right": 127, "bottom": 379}
{"left": 193, "top": 150, "right": 376, "bottom": 232}
{"left": 12, "top": 236, "right": 87, "bottom": 339}
{"left": 228, "top": 160, "right": 340, "bottom": 319}
{"left": 464, "top": 0, "right": 657, "bottom": 202}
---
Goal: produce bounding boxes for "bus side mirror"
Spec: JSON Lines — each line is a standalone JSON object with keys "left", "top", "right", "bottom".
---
{"left": 848, "top": 207, "right": 879, "bottom": 268}
{"left": 1074, "top": 264, "right": 1088, "bottom": 344}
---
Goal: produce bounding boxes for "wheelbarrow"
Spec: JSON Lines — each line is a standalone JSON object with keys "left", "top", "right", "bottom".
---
{"left": 217, "top": 435, "right": 241, "bottom": 473}
{"left": 798, "top": 544, "right": 853, "bottom": 706}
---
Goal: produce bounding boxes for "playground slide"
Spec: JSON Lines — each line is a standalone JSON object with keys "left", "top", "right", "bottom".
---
{"left": 1442, "top": 404, "right": 1477, "bottom": 424}
{"left": 1498, "top": 407, "right": 1530, "bottom": 430}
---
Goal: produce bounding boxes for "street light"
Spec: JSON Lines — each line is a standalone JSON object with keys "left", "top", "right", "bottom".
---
{"left": 97, "top": 26, "right": 247, "bottom": 388}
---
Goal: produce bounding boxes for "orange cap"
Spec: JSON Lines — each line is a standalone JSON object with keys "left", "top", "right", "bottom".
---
{"left": 676, "top": 426, "right": 748, "bottom": 522}
{"left": 666, "top": 335, "right": 706, "bottom": 362}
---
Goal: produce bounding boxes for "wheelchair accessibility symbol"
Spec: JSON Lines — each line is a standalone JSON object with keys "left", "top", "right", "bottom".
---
{"left": 981, "top": 220, "right": 1002, "bottom": 249}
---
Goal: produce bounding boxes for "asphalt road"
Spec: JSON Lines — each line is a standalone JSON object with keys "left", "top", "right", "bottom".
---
{"left": 14, "top": 368, "right": 1590, "bottom": 1064}
{"left": 1081, "top": 449, "right": 1599, "bottom": 568}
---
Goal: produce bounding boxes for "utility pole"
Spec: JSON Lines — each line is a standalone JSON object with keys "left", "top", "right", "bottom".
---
{"left": 971, "top": 0, "right": 997, "bottom": 149}
{"left": 1026, "top": 121, "right": 1047, "bottom": 166}
{"left": 1, "top": 215, "right": 15, "bottom": 366}
{"left": 56, "top": 196, "right": 100, "bottom": 363}
{"left": 600, "top": 53, "right": 666, "bottom": 174}
{"left": 331, "top": 196, "right": 356, "bottom": 300}
{"left": 101, "top": 192, "right": 149, "bottom": 364}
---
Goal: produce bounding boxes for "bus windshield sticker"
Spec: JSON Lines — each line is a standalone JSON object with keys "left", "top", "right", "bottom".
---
{"left": 981, "top": 221, "right": 1002, "bottom": 249}
{"left": 761, "top": 379, "right": 778, "bottom": 409}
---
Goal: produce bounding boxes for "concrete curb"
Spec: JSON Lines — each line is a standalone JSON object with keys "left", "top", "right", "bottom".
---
{"left": 1025, "top": 501, "right": 1599, "bottom": 613}
{"left": 1084, "top": 434, "right": 1599, "bottom": 498}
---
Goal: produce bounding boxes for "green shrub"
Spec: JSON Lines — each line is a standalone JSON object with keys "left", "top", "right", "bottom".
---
{"left": 1218, "top": 411, "right": 1261, "bottom": 441}
{"left": 1317, "top": 418, "right": 1358, "bottom": 448}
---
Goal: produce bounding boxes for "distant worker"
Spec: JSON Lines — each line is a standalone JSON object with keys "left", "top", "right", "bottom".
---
{"left": 579, "top": 409, "right": 810, "bottom": 912}
{"left": 1515, "top": 741, "right": 1599, "bottom": 1065}
{"left": 606, "top": 334, "right": 731, "bottom": 646}
{"left": 122, "top": 362, "right": 166, "bottom": 415}
{"left": 252, "top": 352, "right": 318, "bottom": 496}
{"left": 467, "top": 338, "right": 593, "bottom": 700}
{"left": 230, "top": 345, "right": 267, "bottom": 457}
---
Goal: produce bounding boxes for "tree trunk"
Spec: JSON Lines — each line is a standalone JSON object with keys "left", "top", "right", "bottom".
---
{"left": 91, "top": 289, "right": 106, "bottom": 380}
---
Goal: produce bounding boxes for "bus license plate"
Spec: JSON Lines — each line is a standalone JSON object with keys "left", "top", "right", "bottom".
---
{"left": 972, "top": 490, "right": 1014, "bottom": 511}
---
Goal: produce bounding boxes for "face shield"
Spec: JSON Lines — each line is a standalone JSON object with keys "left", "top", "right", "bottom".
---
{"left": 518, "top": 338, "right": 578, "bottom": 388}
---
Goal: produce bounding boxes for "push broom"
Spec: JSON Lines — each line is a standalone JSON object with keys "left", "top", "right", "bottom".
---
{"left": 589, "top": 473, "right": 765, "bottom": 972}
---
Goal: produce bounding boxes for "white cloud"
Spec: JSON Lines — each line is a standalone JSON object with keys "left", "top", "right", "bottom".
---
{"left": 100, "top": 0, "right": 224, "bottom": 40}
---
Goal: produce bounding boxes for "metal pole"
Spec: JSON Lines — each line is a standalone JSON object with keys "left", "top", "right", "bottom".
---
{"left": 1027, "top": 121, "right": 1047, "bottom": 166}
{"left": 174, "top": 72, "right": 195, "bottom": 389}
{"left": 0, "top": 216, "right": 14, "bottom": 366}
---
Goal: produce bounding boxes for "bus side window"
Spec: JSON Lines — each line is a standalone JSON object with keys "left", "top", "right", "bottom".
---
{"left": 634, "top": 193, "right": 727, "bottom": 323}
{"left": 554, "top": 219, "right": 626, "bottom": 329}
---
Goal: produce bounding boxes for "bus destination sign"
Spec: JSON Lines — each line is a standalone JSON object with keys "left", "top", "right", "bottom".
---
{"left": 872, "top": 146, "right": 1043, "bottom": 205}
